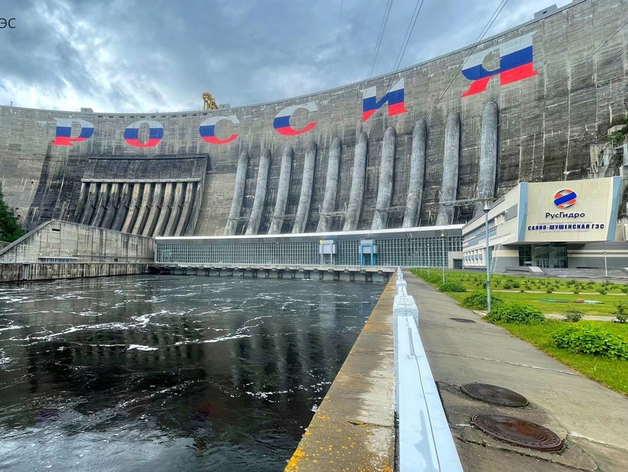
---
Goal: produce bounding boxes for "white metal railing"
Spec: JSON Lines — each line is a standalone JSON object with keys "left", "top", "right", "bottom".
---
{"left": 394, "top": 268, "right": 463, "bottom": 472}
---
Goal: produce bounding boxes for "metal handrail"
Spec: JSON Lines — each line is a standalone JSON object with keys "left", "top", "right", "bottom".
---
{"left": 394, "top": 268, "right": 463, "bottom": 472}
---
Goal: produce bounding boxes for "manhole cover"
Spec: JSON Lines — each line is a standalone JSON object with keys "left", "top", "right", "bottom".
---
{"left": 450, "top": 318, "right": 475, "bottom": 323}
{"left": 471, "top": 414, "right": 563, "bottom": 451}
{"left": 461, "top": 383, "right": 529, "bottom": 407}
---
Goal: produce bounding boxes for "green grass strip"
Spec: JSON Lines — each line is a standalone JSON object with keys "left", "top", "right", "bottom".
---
{"left": 410, "top": 268, "right": 628, "bottom": 396}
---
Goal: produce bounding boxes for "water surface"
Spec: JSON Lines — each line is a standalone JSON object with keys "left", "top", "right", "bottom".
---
{"left": 0, "top": 275, "right": 382, "bottom": 471}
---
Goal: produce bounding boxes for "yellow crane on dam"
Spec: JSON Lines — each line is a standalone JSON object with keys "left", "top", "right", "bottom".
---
{"left": 202, "top": 93, "right": 218, "bottom": 110}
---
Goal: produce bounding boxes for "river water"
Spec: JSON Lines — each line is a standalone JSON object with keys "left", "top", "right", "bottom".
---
{"left": 0, "top": 275, "right": 383, "bottom": 472}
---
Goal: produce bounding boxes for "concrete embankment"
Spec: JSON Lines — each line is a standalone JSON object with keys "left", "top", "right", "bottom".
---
{"left": 285, "top": 279, "right": 396, "bottom": 471}
{"left": 0, "top": 263, "right": 150, "bottom": 283}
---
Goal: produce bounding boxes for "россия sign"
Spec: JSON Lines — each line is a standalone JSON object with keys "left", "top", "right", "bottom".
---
{"left": 46, "top": 33, "right": 538, "bottom": 148}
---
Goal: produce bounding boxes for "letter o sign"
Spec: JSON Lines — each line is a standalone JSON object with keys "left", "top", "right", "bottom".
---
{"left": 124, "top": 120, "right": 164, "bottom": 148}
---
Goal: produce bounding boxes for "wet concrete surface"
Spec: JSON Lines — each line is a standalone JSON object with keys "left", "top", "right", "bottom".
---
{"left": 285, "top": 279, "right": 395, "bottom": 472}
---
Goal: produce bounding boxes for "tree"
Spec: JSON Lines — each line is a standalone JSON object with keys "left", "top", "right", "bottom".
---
{"left": 0, "top": 183, "right": 26, "bottom": 242}
{"left": 608, "top": 114, "right": 628, "bottom": 146}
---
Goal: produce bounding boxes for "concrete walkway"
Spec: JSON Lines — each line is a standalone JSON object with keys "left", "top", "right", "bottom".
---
{"left": 284, "top": 280, "right": 395, "bottom": 472}
{"left": 404, "top": 270, "right": 628, "bottom": 472}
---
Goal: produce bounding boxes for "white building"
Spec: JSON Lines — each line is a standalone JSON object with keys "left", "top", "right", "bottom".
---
{"left": 462, "top": 177, "right": 626, "bottom": 272}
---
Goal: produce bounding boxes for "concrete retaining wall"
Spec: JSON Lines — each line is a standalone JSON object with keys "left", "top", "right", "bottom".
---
{"left": 0, "top": 263, "right": 149, "bottom": 283}
{"left": 0, "top": 220, "right": 154, "bottom": 263}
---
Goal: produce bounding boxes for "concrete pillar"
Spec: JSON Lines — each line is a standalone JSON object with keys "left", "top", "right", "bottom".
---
{"left": 112, "top": 183, "right": 132, "bottom": 232}
{"left": 73, "top": 182, "right": 88, "bottom": 223}
{"left": 224, "top": 149, "right": 249, "bottom": 235}
{"left": 403, "top": 119, "right": 426, "bottom": 228}
{"left": 101, "top": 183, "right": 120, "bottom": 230}
{"left": 317, "top": 137, "right": 341, "bottom": 233}
{"left": 142, "top": 183, "right": 164, "bottom": 237}
{"left": 80, "top": 184, "right": 99, "bottom": 226}
{"left": 132, "top": 183, "right": 154, "bottom": 235}
{"left": 269, "top": 146, "right": 293, "bottom": 234}
{"left": 372, "top": 127, "right": 396, "bottom": 230}
{"left": 175, "top": 182, "right": 195, "bottom": 236}
{"left": 293, "top": 141, "right": 317, "bottom": 233}
{"left": 246, "top": 149, "right": 271, "bottom": 235}
{"left": 91, "top": 183, "right": 110, "bottom": 227}
{"left": 475, "top": 101, "right": 499, "bottom": 216}
{"left": 436, "top": 113, "right": 460, "bottom": 226}
{"left": 164, "top": 182, "right": 185, "bottom": 236}
{"left": 186, "top": 181, "right": 204, "bottom": 236}
{"left": 343, "top": 132, "right": 368, "bottom": 231}
{"left": 121, "top": 183, "right": 143, "bottom": 233}
{"left": 153, "top": 183, "right": 174, "bottom": 236}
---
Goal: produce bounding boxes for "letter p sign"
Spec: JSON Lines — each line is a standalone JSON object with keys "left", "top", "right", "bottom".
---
{"left": 52, "top": 118, "right": 94, "bottom": 146}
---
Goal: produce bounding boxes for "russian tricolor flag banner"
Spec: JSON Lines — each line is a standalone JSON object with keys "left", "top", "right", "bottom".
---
{"left": 52, "top": 118, "right": 94, "bottom": 146}
{"left": 123, "top": 120, "right": 164, "bottom": 148}
{"left": 199, "top": 115, "right": 240, "bottom": 145}
{"left": 461, "top": 32, "right": 538, "bottom": 97}
{"left": 362, "top": 78, "right": 407, "bottom": 122}
{"left": 273, "top": 103, "right": 318, "bottom": 136}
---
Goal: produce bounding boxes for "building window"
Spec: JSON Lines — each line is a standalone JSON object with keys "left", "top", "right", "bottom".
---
{"left": 518, "top": 246, "right": 532, "bottom": 266}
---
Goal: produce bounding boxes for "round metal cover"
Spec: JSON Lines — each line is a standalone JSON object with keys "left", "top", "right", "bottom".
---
{"left": 471, "top": 414, "right": 563, "bottom": 451}
{"left": 450, "top": 318, "right": 475, "bottom": 323}
{"left": 461, "top": 383, "right": 529, "bottom": 407}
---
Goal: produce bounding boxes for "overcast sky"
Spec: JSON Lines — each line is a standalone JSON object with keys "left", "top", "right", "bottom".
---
{"left": 0, "top": 0, "right": 572, "bottom": 113}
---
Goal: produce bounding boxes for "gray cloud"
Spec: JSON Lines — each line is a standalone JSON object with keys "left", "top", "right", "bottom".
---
{"left": 0, "top": 0, "right": 571, "bottom": 112}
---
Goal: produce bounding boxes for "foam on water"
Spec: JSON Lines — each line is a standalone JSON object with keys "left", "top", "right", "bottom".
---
{"left": 0, "top": 326, "right": 22, "bottom": 333}
{"left": 79, "top": 310, "right": 102, "bottom": 317}
{"left": 174, "top": 333, "right": 251, "bottom": 346}
{"left": 0, "top": 275, "right": 383, "bottom": 472}
{"left": 0, "top": 349, "right": 11, "bottom": 368}
{"left": 127, "top": 344, "right": 159, "bottom": 351}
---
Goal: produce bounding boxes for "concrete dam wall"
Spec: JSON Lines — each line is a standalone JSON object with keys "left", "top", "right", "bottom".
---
{"left": 0, "top": 0, "right": 626, "bottom": 237}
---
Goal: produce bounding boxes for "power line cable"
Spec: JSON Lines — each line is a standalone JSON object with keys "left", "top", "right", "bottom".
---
{"left": 393, "top": 0, "right": 425, "bottom": 72}
{"left": 425, "top": 0, "right": 510, "bottom": 121}
{"left": 528, "top": 15, "right": 628, "bottom": 103}
{"left": 464, "top": 0, "right": 497, "bottom": 47}
{"left": 426, "top": 0, "right": 627, "bottom": 118}
{"left": 367, "top": 0, "right": 394, "bottom": 79}
{"left": 332, "top": 0, "right": 344, "bottom": 87}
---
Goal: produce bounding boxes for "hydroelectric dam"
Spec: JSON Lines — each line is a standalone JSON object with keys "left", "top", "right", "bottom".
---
{"left": 2, "top": 1, "right": 628, "bottom": 470}
{"left": 1, "top": 0, "right": 626, "bottom": 241}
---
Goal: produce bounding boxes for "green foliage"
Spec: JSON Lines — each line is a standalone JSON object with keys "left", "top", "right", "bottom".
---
{"left": 564, "top": 311, "right": 583, "bottom": 323}
{"left": 0, "top": 183, "right": 26, "bottom": 242}
{"left": 553, "top": 323, "right": 628, "bottom": 359}
{"left": 408, "top": 269, "right": 628, "bottom": 316}
{"left": 426, "top": 274, "right": 443, "bottom": 285}
{"left": 438, "top": 281, "right": 467, "bottom": 293}
{"left": 487, "top": 303, "right": 546, "bottom": 325}
{"left": 461, "top": 290, "right": 502, "bottom": 310}
{"left": 614, "top": 302, "right": 628, "bottom": 323}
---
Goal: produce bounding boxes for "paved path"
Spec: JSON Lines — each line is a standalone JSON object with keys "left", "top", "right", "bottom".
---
{"left": 284, "top": 280, "right": 395, "bottom": 472}
{"left": 404, "top": 270, "right": 628, "bottom": 472}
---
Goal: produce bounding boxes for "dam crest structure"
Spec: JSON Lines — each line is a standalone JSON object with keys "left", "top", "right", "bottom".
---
{"left": 0, "top": 0, "right": 625, "bottom": 248}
